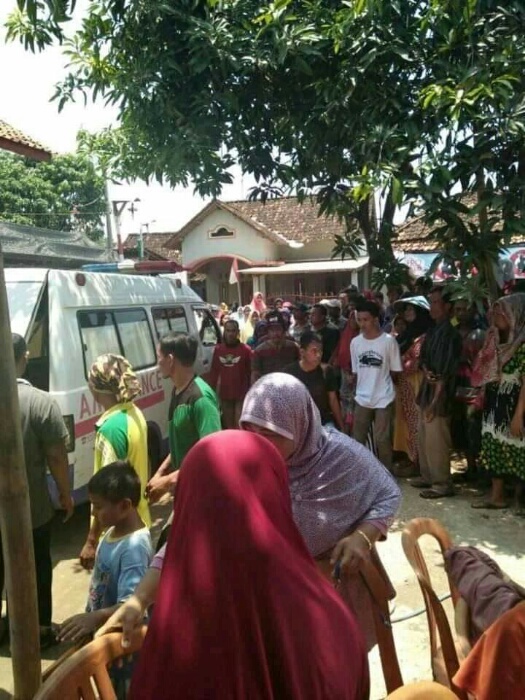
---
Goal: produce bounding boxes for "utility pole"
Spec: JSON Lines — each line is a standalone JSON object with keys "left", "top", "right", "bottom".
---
{"left": 0, "top": 243, "right": 41, "bottom": 699}
{"left": 138, "top": 220, "right": 155, "bottom": 260}
{"left": 112, "top": 201, "right": 128, "bottom": 262}
{"left": 112, "top": 198, "right": 140, "bottom": 261}
{"left": 104, "top": 179, "right": 113, "bottom": 256}
{"left": 138, "top": 223, "right": 147, "bottom": 260}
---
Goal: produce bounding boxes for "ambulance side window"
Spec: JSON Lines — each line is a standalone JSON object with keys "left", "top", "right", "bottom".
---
{"left": 78, "top": 308, "right": 156, "bottom": 376}
{"left": 114, "top": 309, "right": 156, "bottom": 370}
{"left": 78, "top": 311, "right": 121, "bottom": 372}
{"left": 152, "top": 306, "right": 189, "bottom": 339}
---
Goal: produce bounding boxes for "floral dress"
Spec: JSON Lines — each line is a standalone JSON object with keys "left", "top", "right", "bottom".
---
{"left": 393, "top": 335, "right": 424, "bottom": 463}
{"left": 480, "top": 343, "right": 525, "bottom": 479}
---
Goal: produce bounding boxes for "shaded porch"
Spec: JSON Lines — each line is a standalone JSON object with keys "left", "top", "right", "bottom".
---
{"left": 240, "top": 257, "right": 369, "bottom": 304}
{"left": 187, "top": 254, "right": 255, "bottom": 306}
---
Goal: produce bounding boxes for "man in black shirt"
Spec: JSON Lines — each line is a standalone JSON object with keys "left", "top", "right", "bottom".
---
{"left": 310, "top": 304, "right": 340, "bottom": 363}
{"left": 410, "top": 286, "right": 462, "bottom": 498}
{"left": 284, "top": 331, "right": 344, "bottom": 431}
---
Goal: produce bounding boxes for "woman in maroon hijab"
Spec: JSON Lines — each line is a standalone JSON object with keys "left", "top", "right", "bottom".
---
{"left": 129, "top": 431, "right": 369, "bottom": 700}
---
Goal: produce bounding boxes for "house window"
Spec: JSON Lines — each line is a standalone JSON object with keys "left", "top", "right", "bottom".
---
{"left": 209, "top": 226, "right": 235, "bottom": 239}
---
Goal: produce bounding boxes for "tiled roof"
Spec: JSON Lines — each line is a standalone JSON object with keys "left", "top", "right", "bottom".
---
{"left": 394, "top": 213, "right": 441, "bottom": 252}
{"left": 0, "top": 119, "right": 52, "bottom": 161}
{"left": 394, "top": 193, "right": 524, "bottom": 252}
{"left": 227, "top": 197, "right": 349, "bottom": 242}
{"left": 166, "top": 196, "right": 352, "bottom": 247}
{"left": 123, "top": 233, "right": 181, "bottom": 263}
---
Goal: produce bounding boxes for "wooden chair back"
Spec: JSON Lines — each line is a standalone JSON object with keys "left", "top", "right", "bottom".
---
{"left": 401, "top": 518, "right": 469, "bottom": 699}
{"left": 35, "top": 628, "right": 146, "bottom": 700}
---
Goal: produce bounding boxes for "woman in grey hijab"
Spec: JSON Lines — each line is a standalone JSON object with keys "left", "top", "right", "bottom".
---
{"left": 240, "top": 373, "right": 401, "bottom": 649}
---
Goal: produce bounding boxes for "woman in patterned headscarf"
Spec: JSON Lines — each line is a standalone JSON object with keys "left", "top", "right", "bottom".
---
{"left": 472, "top": 294, "right": 525, "bottom": 510}
{"left": 79, "top": 354, "right": 151, "bottom": 570}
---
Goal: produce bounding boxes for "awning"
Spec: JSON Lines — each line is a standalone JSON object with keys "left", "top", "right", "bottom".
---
{"left": 0, "top": 220, "right": 115, "bottom": 268}
{"left": 240, "top": 257, "right": 369, "bottom": 275}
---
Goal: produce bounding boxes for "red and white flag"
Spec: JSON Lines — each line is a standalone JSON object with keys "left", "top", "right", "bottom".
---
{"left": 229, "top": 257, "right": 239, "bottom": 285}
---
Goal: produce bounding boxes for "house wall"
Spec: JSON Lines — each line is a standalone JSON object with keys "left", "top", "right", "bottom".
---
{"left": 277, "top": 239, "right": 334, "bottom": 262}
{"left": 179, "top": 206, "right": 371, "bottom": 304}
{"left": 182, "top": 209, "right": 278, "bottom": 266}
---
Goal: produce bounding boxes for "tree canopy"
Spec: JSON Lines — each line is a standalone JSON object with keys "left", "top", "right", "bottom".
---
{"left": 8, "top": 0, "right": 525, "bottom": 276}
{"left": 0, "top": 149, "right": 106, "bottom": 240}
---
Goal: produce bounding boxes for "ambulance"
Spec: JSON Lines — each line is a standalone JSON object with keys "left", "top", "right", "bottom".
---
{"left": 5, "top": 265, "right": 221, "bottom": 504}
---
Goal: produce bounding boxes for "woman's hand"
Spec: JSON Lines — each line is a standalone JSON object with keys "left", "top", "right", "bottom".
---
{"left": 510, "top": 413, "right": 524, "bottom": 439}
{"left": 94, "top": 595, "right": 145, "bottom": 648}
{"left": 330, "top": 532, "right": 371, "bottom": 580}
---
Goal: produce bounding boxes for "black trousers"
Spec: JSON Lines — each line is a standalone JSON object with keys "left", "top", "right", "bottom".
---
{"left": 0, "top": 519, "right": 53, "bottom": 628}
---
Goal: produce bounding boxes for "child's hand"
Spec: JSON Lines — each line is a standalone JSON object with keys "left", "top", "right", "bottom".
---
{"left": 58, "top": 612, "right": 99, "bottom": 643}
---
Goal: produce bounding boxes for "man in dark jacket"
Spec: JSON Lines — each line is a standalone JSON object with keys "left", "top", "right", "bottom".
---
{"left": 410, "top": 287, "right": 462, "bottom": 498}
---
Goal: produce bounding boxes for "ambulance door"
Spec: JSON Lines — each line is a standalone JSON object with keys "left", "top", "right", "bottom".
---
{"left": 191, "top": 305, "right": 221, "bottom": 377}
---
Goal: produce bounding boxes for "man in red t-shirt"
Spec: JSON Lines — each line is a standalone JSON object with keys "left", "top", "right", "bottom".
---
{"left": 209, "top": 320, "right": 252, "bottom": 429}
{"left": 251, "top": 312, "right": 300, "bottom": 384}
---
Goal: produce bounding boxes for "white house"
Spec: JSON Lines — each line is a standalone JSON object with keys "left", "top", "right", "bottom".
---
{"left": 165, "top": 197, "right": 369, "bottom": 305}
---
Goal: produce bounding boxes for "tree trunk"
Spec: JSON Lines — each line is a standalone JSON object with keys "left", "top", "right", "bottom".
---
{"left": 358, "top": 191, "right": 396, "bottom": 269}
{"left": 0, "top": 245, "right": 41, "bottom": 699}
{"left": 475, "top": 165, "right": 499, "bottom": 301}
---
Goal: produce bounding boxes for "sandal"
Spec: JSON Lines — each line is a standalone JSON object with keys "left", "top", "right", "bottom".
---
{"left": 419, "top": 488, "right": 454, "bottom": 499}
{"left": 471, "top": 500, "right": 508, "bottom": 510}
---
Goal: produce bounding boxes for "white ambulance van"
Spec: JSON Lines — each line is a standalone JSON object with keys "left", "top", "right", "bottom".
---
{"left": 5, "top": 267, "right": 221, "bottom": 504}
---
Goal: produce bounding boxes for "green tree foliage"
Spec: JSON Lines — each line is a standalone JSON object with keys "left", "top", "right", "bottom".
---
{"left": 408, "top": 1, "right": 525, "bottom": 296}
{"left": 0, "top": 149, "right": 106, "bottom": 240}
{"left": 7, "top": 0, "right": 525, "bottom": 275}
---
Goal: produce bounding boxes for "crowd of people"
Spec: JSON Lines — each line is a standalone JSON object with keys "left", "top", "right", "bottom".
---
{"left": 9, "top": 275, "right": 525, "bottom": 699}
{"left": 208, "top": 284, "right": 525, "bottom": 512}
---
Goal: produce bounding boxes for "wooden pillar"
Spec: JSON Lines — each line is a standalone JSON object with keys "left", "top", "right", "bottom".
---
{"left": 0, "top": 244, "right": 41, "bottom": 698}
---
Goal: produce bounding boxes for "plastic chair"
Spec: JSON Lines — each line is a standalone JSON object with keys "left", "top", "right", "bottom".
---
{"left": 386, "top": 680, "right": 460, "bottom": 699}
{"left": 359, "top": 554, "right": 404, "bottom": 694}
{"left": 34, "top": 628, "right": 146, "bottom": 699}
{"left": 42, "top": 636, "right": 91, "bottom": 683}
{"left": 317, "top": 550, "right": 403, "bottom": 694}
{"left": 401, "top": 518, "right": 470, "bottom": 699}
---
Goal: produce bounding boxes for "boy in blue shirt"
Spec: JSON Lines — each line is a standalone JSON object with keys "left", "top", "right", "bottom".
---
{"left": 59, "top": 461, "right": 152, "bottom": 642}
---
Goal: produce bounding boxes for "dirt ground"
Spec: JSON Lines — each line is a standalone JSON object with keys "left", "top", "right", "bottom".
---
{"left": 0, "top": 469, "right": 523, "bottom": 699}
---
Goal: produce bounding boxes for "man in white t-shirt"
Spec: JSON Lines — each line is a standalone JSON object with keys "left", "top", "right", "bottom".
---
{"left": 350, "top": 300, "right": 402, "bottom": 470}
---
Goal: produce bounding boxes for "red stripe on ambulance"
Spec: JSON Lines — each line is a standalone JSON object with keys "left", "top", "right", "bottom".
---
{"left": 75, "top": 389, "right": 165, "bottom": 439}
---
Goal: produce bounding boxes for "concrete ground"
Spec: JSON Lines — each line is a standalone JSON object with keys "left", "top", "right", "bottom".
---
{"left": 0, "top": 472, "right": 523, "bottom": 698}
